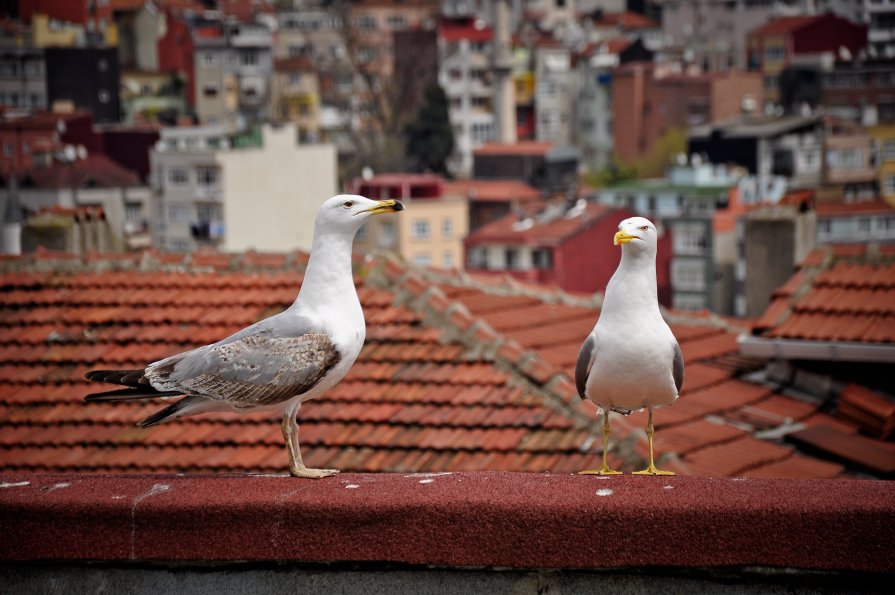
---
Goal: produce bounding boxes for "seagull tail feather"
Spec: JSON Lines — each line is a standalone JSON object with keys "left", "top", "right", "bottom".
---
{"left": 138, "top": 395, "right": 205, "bottom": 428}
{"left": 84, "top": 368, "right": 148, "bottom": 386}
{"left": 84, "top": 387, "right": 181, "bottom": 402}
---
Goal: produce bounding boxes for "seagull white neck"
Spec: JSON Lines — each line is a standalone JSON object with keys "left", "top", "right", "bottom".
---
{"left": 291, "top": 228, "right": 360, "bottom": 317}
{"left": 602, "top": 247, "right": 661, "bottom": 318}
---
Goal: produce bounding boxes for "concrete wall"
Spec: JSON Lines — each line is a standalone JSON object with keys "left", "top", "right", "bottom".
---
{"left": 218, "top": 125, "right": 336, "bottom": 252}
{"left": 744, "top": 217, "right": 796, "bottom": 318}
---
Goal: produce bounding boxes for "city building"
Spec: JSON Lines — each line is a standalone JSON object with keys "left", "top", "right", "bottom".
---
{"left": 779, "top": 57, "right": 895, "bottom": 126}
{"left": 533, "top": 40, "right": 574, "bottom": 146}
{"left": 816, "top": 199, "right": 895, "bottom": 244}
{"left": 438, "top": 17, "right": 496, "bottom": 177}
{"left": 746, "top": 13, "right": 868, "bottom": 108}
{"left": 464, "top": 201, "right": 660, "bottom": 296}
{"left": 443, "top": 178, "right": 541, "bottom": 230}
{"left": 7, "top": 153, "right": 151, "bottom": 252}
{"left": 872, "top": 123, "right": 895, "bottom": 205}
{"left": 19, "top": 0, "right": 117, "bottom": 47}
{"left": 270, "top": 56, "right": 320, "bottom": 142}
{"left": 193, "top": 20, "right": 274, "bottom": 128}
{"left": 574, "top": 38, "right": 653, "bottom": 172}
{"left": 349, "top": 173, "right": 469, "bottom": 269}
{"left": 821, "top": 117, "right": 878, "bottom": 201}
{"left": 0, "top": 43, "right": 46, "bottom": 111}
{"left": 473, "top": 141, "right": 579, "bottom": 194}
{"left": 150, "top": 122, "right": 336, "bottom": 253}
{"left": 662, "top": 0, "right": 807, "bottom": 72}
{"left": 688, "top": 114, "right": 823, "bottom": 190}
{"left": 611, "top": 62, "right": 762, "bottom": 164}
{"left": 45, "top": 47, "right": 120, "bottom": 123}
{"left": 590, "top": 161, "right": 740, "bottom": 311}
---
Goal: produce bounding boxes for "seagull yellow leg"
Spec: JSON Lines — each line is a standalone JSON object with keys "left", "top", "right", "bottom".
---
{"left": 281, "top": 410, "right": 339, "bottom": 479}
{"left": 579, "top": 410, "right": 622, "bottom": 475}
{"left": 633, "top": 408, "right": 674, "bottom": 476}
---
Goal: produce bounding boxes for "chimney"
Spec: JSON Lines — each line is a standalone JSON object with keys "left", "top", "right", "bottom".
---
{"left": 492, "top": 0, "right": 517, "bottom": 144}
{"left": 1, "top": 175, "right": 23, "bottom": 255}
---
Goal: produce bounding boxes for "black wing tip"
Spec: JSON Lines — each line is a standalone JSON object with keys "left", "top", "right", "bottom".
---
{"left": 138, "top": 400, "right": 184, "bottom": 428}
{"left": 84, "top": 368, "right": 147, "bottom": 386}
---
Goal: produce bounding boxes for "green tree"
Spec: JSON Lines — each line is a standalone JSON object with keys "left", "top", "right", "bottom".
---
{"left": 404, "top": 83, "right": 455, "bottom": 176}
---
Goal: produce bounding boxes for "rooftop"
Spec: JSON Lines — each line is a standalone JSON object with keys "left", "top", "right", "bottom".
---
{"left": 443, "top": 179, "right": 541, "bottom": 203}
{"left": 465, "top": 203, "right": 618, "bottom": 246}
{"left": 0, "top": 249, "right": 889, "bottom": 478}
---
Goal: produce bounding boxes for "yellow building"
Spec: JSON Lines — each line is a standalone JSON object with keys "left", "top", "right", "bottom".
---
{"left": 351, "top": 174, "right": 469, "bottom": 269}
{"left": 870, "top": 124, "right": 895, "bottom": 207}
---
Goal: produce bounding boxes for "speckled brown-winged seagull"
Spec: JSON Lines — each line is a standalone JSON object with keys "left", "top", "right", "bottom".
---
{"left": 84, "top": 195, "right": 403, "bottom": 478}
{"left": 575, "top": 216, "right": 684, "bottom": 475}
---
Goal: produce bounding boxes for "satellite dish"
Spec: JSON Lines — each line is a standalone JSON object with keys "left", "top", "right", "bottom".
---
{"left": 76, "top": 145, "right": 87, "bottom": 160}
{"left": 362, "top": 166, "right": 374, "bottom": 180}
{"left": 63, "top": 145, "right": 77, "bottom": 162}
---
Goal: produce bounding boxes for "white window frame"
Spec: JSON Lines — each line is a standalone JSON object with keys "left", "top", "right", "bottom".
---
{"left": 411, "top": 219, "right": 430, "bottom": 240}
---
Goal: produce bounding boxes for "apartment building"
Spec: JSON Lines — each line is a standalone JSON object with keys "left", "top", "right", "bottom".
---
{"left": 150, "top": 122, "right": 336, "bottom": 253}
{"left": 350, "top": 173, "right": 469, "bottom": 269}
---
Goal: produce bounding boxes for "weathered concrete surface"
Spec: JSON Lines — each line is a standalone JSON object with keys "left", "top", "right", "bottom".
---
{"left": 1, "top": 472, "right": 893, "bottom": 573}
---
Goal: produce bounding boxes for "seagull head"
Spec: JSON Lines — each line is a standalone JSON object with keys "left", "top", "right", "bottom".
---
{"left": 316, "top": 194, "right": 404, "bottom": 235}
{"left": 613, "top": 217, "right": 658, "bottom": 253}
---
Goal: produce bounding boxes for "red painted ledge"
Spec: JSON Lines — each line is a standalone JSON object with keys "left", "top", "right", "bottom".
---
{"left": 1, "top": 472, "right": 893, "bottom": 573}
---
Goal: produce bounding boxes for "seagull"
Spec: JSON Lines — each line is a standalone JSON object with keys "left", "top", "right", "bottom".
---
{"left": 575, "top": 216, "right": 684, "bottom": 476}
{"left": 84, "top": 195, "right": 403, "bottom": 478}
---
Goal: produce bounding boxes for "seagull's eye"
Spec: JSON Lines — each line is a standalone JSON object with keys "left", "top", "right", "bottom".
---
{"left": 342, "top": 201, "right": 354, "bottom": 209}
{"left": 640, "top": 226, "right": 649, "bottom": 231}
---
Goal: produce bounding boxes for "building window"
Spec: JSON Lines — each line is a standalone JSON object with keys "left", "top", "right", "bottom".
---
{"left": 880, "top": 140, "right": 895, "bottom": 163}
{"left": 532, "top": 248, "right": 553, "bottom": 270}
{"left": 875, "top": 216, "right": 895, "bottom": 237}
{"left": 671, "top": 259, "right": 706, "bottom": 291}
{"left": 168, "top": 239, "right": 191, "bottom": 252}
{"left": 858, "top": 217, "right": 871, "bottom": 233}
{"left": 168, "top": 204, "right": 191, "bottom": 223}
{"left": 673, "top": 223, "right": 707, "bottom": 255}
{"left": 818, "top": 219, "right": 832, "bottom": 240}
{"left": 356, "top": 15, "right": 377, "bottom": 31}
{"left": 241, "top": 52, "right": 258, "bottom": 67}
{"left": 467, "top": 246, "right": 487, "bottom": 268}
{"left": 672, "top": 293, "right": 706, "bottom": 311}
{"left": 196, "top": 203, "right": 222, "bottom": 223}
{"left": 412, "top": 219, "right": 430, "bottom": 240}
{"left": 442, "top": 218, "right": 453, "bottom": 238}
{"left": 201, "top": 52, "right": 217, "bottom": 67}
{"left": 385, "top": 14, "right": 406, "bottom": 29}
{"left": 203, "top": 84, "right": 219, "bottom": 99}
{"left": 167, "top": 167, "right": 188, "bottom": 187}
{"left": 413, "top": 252, "right": 431, "bottom": 266}
{"left": 442, "top": 252, "right": 453, "bottom": 269}
{"left": 378, "top": 220, "right": 396, "bottom": 248}
{"left": 125, "top": 203, "right": 143, "bottom": 223}
{"left": 506, "top": 248, "right": 519, "bottom": 270}
{"left": 883, "top": 174, "right": 895, "bottom": 195}
{"left": 196, "top": 167, "right": 219, "bottom": 188}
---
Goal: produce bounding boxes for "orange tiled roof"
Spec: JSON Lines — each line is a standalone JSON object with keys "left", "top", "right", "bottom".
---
{"left": 466, "top": 203, "right": 615, "bottom": 245}
{"left": 749, "top": 15, "right": 819, "bottom": 36}
{"left": 443, "top": 179, "right": 541, "bottom": 203}
{"left": 595, "top": 11, "right": 658, "bottom": 30}
{"left": 474, "top": 141, "right": 555, "bottom": 156}
{"left": 1, "top": 249, "right": 886, "bottom": 478}
{"left": 753, "top": 244, "right": 895, "bottom": 343}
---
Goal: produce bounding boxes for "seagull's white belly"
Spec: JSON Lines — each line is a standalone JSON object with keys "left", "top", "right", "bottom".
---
{"left": 585, "top": 332, "right": 678, "bottom": 413}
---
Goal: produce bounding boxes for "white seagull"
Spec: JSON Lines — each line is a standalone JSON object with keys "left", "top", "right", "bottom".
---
{"left": 575, "top": 216, "right": 684, "bottom": 475}
{"left": 84, "top": 195, "right": 403, "bottom": 478}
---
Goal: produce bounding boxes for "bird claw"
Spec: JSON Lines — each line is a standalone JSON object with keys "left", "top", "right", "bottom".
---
{"left": 290, "top": 467, "right": 340, "bottom": 479}
{"left": 579, "top": 468, "right": 622, "bottom": 476}
{"left": 632, "top": 466, "right": 675, "bottom": 476}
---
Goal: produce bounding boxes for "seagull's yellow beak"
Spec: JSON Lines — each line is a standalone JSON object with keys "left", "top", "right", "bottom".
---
{"left": 614, "top": 231, "right": 638, "bottom": 245}
{"left": 360, "top": 199, "right": 405, "bottom": 216}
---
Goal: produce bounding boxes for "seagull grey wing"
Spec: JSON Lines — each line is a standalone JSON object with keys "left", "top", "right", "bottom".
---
{"left": 672, "top": 341, "right": 684, "bottom": 394}
{"left": 146, "top": 318, "right": 342, "bottom": 408}
{"left": 575, "top": 334, "right": 597, "bottom": 400}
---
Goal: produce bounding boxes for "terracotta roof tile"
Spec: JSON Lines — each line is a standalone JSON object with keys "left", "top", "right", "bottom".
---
{"left": 0, "top": 250, "right": 883, "bottom": 479}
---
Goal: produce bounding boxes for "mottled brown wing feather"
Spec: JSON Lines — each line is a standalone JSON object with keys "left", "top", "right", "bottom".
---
{"left": 147, "top": 333, "right": 342, "bottom": 408}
